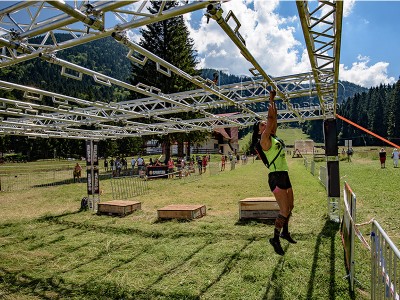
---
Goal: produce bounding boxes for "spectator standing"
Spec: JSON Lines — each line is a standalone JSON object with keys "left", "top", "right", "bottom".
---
{"left": 104, "top": 158, "right": 108, "bottom": 172}
{"left": 379, "top": 148, "right": 386, "bottom": 168}
{"left": 167, "top": 157, "right": 175, "bottom": 178}
{"left": 177, "top": 158, "right": 182, "bottom": 178}
{"left": 228, "top": 152, "right": 233, "bottom": 162}
{"left": 121, "top": 157, "right": 127, "bottom": 170}
{"left": 181, "top": 158, "right": 186, "bottom": 177}
{"left": 137, "top": 156, "right": 145, "bottom": 177}
{"left": 197, "top": 156, "right": 202, "bottom": 174}
{"left": 110, "top": 158, "right": 115, "bottom": 177}
{"left": 346, "top": 148, "right": 353, "bottom": 162}
{"left": 115, "top": 157, "right": 122, "bottom": 176}
{"left": 221, "top": 155, "right": 226, "bottom": 171}
{"left": 73, "top": 163, "right": 82, "bottom": 183}
{"left": 202, "top": 155, "right": 208, "bottom": 174}
{"left": 392, "top": 148, "right": 399, "bottom": 168}
{"left": 131, "top": 157, "right": 136, "bottom": 175}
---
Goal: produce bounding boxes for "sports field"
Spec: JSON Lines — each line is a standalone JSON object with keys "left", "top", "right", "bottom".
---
{"left": 0, "top": 146, "right": 398, "bottom": 299}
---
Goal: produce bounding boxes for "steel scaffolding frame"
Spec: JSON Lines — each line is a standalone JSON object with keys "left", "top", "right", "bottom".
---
{"left": 0, "top": 1, "right": 343, "bottom": 140}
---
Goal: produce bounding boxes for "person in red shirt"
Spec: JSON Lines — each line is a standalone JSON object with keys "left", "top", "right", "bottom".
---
{"left": 202, "top": 156, "right": 208, "bottom": 174}
{"left": 221, "top": 155, "right": 226, "bottom": 171}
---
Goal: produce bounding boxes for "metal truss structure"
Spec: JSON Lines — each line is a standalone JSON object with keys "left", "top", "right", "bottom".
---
{"left": 0, "top": 1, "right": 343, "bottom": 140}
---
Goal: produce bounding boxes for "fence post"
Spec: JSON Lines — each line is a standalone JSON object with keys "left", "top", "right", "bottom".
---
{"left": 370, "top": 227, "right": 377, "bottom": 300}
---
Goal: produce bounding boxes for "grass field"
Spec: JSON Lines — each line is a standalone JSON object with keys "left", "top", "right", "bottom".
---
{"left": 0, "top": 145, "right": 399, "bottom": 299}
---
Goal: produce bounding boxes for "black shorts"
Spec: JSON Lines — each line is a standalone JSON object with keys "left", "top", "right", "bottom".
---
{"left": 268, "top": 171, "right": 292, "bottom": 192}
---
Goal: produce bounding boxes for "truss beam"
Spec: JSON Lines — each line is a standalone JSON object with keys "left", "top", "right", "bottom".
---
{"left": 296, "top": 0, "right": 343, "bottom": 118}
{"left": 0, "top": 1, "right": 343, "bottom": 140}
{"left": 0, "top": 1, "right": 211, "bottom": 67}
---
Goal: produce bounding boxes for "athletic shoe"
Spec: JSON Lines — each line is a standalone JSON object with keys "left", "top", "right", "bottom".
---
{"left": 280, "top": 233, "right": 297, "bottom": 244}
{"left": 269, "top": 238, "right": 285, "bottom": 256}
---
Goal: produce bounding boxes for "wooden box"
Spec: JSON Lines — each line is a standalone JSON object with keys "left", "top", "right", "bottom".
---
{"left": 97, "top": 200, "right": 141, "bottom": 217}
{"left": 157, "top": 204, "right": 206, "bottom": 220}
{"left": 239, "top": 197, "right": 279, "bottom": 220}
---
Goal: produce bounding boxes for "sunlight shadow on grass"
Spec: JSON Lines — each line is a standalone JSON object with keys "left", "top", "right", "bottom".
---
{"left": 147, "top": 241, "right": 211, "bottom": 289}
{"left": 235, "top": 219, "right": 275, "bottom": 226}
{"left": 153, "top": 218, "right": 192, "bottom": 224}
{"left": 261, "top": 243, "right": 289, "bottom": 300}
{"left": 306, "top": 219, "right": 343, "bottom": 300}
{"left": 198, "top": 238, "right": 256, "bottom": 298}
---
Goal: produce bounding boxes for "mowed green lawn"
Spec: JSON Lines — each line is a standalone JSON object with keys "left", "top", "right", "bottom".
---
{"left": 0, "top": 146, "right": 399, "bottom": 299}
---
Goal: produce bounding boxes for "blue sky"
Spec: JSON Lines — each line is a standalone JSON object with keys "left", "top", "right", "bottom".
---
{"left": 1, "top": 1, "right": 399, "bottom": 88}
{"left": 339, "top": 1, "right": 399, "bottom": 86}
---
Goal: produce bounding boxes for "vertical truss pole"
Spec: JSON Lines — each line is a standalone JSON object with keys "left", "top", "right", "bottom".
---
{"left": 296, "top": 0, "right": 343, "bottom": 118}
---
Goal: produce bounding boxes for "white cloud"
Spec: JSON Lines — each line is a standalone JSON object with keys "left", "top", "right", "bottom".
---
{"left": 185, "top": 0, "right": 309, "bottom": 77}
{"left": 186, "top": 0, "right": 395, "bottom": 88}
{"left": 343, "top": 0, "right": 356, "bottom": 17}
{"left": 126, "top": 29, "right": 141, "bottom": 43}
{"left": 339, "top": 56, "right": 396, "bottom": 88}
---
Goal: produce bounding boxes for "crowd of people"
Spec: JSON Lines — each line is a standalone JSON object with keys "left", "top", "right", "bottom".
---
{"left": 102, "top": 154, "right": 210, "bottom": 178}
{"left": 71, "top": 152, "right": 250, "bottom": 182}
{"left": 98, "top": 152, "right": 250, "bottom": 179}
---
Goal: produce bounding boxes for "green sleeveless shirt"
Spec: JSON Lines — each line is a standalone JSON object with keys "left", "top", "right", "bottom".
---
{"left": 262, "top": 136, "right": 288, "bottom": 172}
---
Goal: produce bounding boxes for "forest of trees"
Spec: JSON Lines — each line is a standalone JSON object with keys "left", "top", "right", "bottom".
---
{"left": 338, "top": 80, "right": 400, "bottom": 146}
{"left": 301, "top": 80, "right": 400, "bottom": 147}
{"left": 0, "top": 1, "right": 399, "bottom": 160}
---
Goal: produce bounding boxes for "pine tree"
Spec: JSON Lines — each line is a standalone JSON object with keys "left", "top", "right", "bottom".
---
{"left": 388, "top": 80, "right": 400, "bottom": 140}
{"left": 129, "top": 1, "right": 209, "bottom": 158}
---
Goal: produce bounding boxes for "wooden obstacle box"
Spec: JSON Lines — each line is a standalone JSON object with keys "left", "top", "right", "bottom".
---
{"left": 97, "top": 200, "right": 141, "bottom": 217}
{"left": 239, "top": 197, "right": 279, "bottom": 220}
{"left": 157, "top": 204, "right": 206, "bottom": 220}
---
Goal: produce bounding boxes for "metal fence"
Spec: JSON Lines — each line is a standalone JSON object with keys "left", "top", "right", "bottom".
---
{"left": 0, "top": 169, "right": 82, "bottom": 191}
{"left": 339, "top": 183, "right": 400, "bottom": 299}
{"left": 319, "top": 165, "right": 327, "bottom": 188}
{"left": 109, "top": 176, "right": 149, "bottom": 200}
{"left": 371, "top": 220, "right": 400, "bottom": 300}
{"left": 310, "top": 160, "right": 315, "bottom": 176}
{"left": 303, "top": 157, "right": 315, "bottom": 176}
{"left": 303, "top": 156, "right": 326, "bottom": 188}
{"left": 303, "top": 157, "right": 309, "bottom": 170}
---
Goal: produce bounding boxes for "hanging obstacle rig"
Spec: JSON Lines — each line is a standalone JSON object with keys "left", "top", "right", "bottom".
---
{"left": 0, "top": 1, "right": 343, "bottom": 140}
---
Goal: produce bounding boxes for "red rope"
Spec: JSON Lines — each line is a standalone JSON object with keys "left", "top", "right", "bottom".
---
{"left": 336, "top": 114, "right": 400, "bottom": 149}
